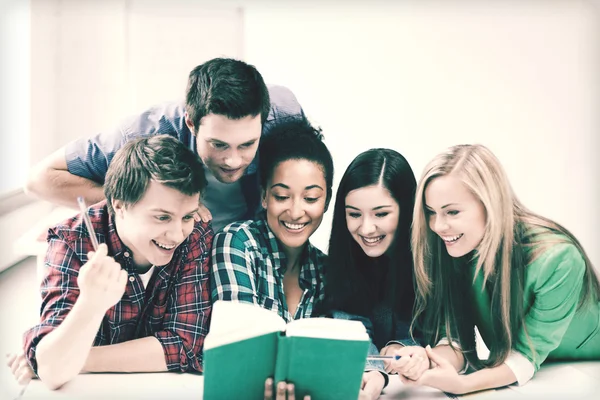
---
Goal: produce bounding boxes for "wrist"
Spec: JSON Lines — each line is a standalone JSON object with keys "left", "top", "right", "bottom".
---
{"left": 75, "top": 294, "right": 111, "bottom": 318}
{"left": 460, "top": 373, "right": 475, "bottom": 394}
{"left": 73, "top": 293, "right": 108, "bottom": 316}
{"left": 365, "top": 370, "right": 386, "bottom": 395}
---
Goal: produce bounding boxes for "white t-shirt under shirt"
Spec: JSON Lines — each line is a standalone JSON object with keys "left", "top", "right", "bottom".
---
{"left": 202, "top": 171, "right": 248, "bottom": 233}
{"left": 139, "top": 266, "right": 155, "bottom": 289}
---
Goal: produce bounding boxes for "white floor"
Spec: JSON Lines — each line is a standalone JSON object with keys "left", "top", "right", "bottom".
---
{"left": 0, "top": 257, "right": 41, "bottom": 400}
{"left": 1, "top": 257, "right": 598, "bottom": 400}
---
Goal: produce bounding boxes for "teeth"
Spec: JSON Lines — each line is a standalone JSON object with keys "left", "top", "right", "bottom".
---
{"left": 442, "top": 234, "right": 462, "bottom": 243}
{"left": 362, "top": 236, "right": 384, "bottom": 243}
{"left": 282, "top": 222, "right": 307, "bottom": 230}
{"left": 154, "top": 240, "right": 176, "bottom": 250}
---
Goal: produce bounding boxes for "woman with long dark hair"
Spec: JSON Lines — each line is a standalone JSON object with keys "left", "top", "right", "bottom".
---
{"left": 321, "top": 148, "right": 424, "bottom": 399}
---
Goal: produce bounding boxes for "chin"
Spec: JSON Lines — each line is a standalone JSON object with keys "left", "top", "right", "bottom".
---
{"left": 280, "top": 237, "right": 309, "bottom": 250}
{"left": 213, "top": 168, "right": 247, "bottom": 183}
{"left": 447, "top": 248, "right": 470, "bottom": 258}
{"left": 362, "top": 247, "right": 386, "bottom": 258}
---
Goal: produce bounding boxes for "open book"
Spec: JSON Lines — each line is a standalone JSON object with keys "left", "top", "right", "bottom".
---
{"left": 203, "top": 301, "right": 371, "bottom": 400}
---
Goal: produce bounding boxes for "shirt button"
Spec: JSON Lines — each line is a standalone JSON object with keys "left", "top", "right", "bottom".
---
{"left": 129, "top": 276, "right": 135, "bottom": 282}
{"left": 124, "top": 251, "right": 130, "bottom": 258}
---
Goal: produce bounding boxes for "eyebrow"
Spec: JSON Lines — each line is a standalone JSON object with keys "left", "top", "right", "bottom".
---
{"left": 270, "top": 183, "right": 324, "bottom": 191}
{"left": 150, "top": 208, "right": 174, "bottom": 214}
{"left": 150, "top": 207, "right": 199, "bottom": 215}
{"left": 345, "top": 205, "right": 393, "bottom": 210}
{"left": 424, "top": 203, "right": 458, "bottom": 210}
{"left": 207, "top": 138, "right": 259, "bottom": 146}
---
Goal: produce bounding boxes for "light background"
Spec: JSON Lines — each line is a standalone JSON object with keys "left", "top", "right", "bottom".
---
{"left": 1, "top": 0, "right": 598, "bottom": 269}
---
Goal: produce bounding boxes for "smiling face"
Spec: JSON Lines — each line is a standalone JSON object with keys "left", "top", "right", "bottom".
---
{"left": 262, "top": 159, "right": 328, "bottom": 253}
{"left": 113, "top": 180, "right": 200, "bottom": 269}
{"left": 424, "top": 174, "right": 486, "bottom": 258}
{"left": 187, "top": 113, "right": 262, "bottom": 183}
{"left": 345, "top": 184, "right": 400, "bottom": 258}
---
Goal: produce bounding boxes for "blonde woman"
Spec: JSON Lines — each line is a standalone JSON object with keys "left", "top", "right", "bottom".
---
{"left": 395, "top": 144, "right": 600, "bottom": 394}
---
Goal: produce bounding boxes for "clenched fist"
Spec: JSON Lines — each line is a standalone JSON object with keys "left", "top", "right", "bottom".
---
{"left": 77, "top": 243, "right": 128, "bottom": 314}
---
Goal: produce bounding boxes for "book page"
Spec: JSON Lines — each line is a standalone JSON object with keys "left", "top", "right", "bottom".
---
{"left": 285, "top": 317, "right": 369, "bottom": 340}
{"left": 204, "top": 301, "right": 287, "bottom": 349}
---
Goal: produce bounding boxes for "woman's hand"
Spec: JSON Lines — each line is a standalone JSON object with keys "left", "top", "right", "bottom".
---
{"left": 358, "top": 371, "right": 385, "bottom": 400}
{"left": 264, "top": 378, "right": 311, "bottom": 400}
{"left": 379, "top": 343, "right": 402, "bottom": 373}
{"left": 401, "top": 345, "right": 468, "bottom": 395}
{"left": 6, "top": 352, "right": 36, "bottom": 385}
{"left": 387, "top": 345, "right": 430, "bottom": 381}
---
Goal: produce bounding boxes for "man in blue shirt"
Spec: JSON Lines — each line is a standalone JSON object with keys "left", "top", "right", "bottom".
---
{"left": 25, "top": 58, "right": 305, "bottom": 232}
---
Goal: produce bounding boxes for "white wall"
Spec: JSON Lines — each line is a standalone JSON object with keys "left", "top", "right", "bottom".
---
{"left": 1, "top": 0, "right": 244, "bottom": 270}
{"left": 0, "top": 0, "right": 30, "bottom": 192}
{"left": 12, "top": 0, "right": 600, "bottom": 269}
{"left": 244, "top": 0, "right": 600, "bottom": 268}
{"left": 29, "top": 0, "right": 244, "bottom": 164}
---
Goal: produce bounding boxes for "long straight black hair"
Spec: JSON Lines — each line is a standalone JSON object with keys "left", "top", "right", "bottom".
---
{"left": 322, "top": 148, "right": 417, "bottom": 320}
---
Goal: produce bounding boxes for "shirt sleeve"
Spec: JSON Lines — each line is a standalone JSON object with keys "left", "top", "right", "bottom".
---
{"left": 64, "top": 104, "right": 185, "bottom": 183}
{"left": 23, "top": 233, "right": 83, "bottom": 375}
{"left": 504, "top": 350, "right": 535, "bottom": 386}
{"left": 510, "top": 243, "right": 586, "bottom": 384}
{"left": 210, "top": 230, "right": 260, "bottom": 305}
{"left": 154, "top": 222, "right": 213, "bottom": 372}
{"left": 64, "top": 124, "right": 130, "bottom": 184}
{"left": 263, "top": 85, "right": 306, "bottom": 136}
{"left": 388, "top": 318, "right": 420, "bottom": 347}
{"left": 330, "top": 310, "right": 389, "bottom": 387}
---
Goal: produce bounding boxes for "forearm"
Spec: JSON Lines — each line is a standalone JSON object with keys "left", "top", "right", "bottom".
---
{"left": 462, "top": 363, "right": 517, "bottom": 393}
{"left": 84, "top": 336, "right": 168, "bottom": 373}
{"left": 35, "top": 300, "right": 105, "bottom": 389}
{"left": 28, "top": 169, "right": 104, "bottom": 208}
{"left": 432, "top": 345, "right": 465, "bottom": 372}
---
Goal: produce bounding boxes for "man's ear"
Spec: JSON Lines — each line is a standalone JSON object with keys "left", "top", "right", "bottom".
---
{"left": 112, "top": 199, "right": 125, "bottom": 217}
{"left": 184, "top": 112, "right": 196, "bottom": 134}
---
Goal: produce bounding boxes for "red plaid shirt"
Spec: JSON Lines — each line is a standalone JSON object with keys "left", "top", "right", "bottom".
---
{"left": 23, "top": 201, "right": 213, "bottom": 374}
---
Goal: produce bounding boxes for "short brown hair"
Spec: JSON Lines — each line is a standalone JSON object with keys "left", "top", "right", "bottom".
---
{"left": 104, "top": 135, "right": 206, "bottom": 214}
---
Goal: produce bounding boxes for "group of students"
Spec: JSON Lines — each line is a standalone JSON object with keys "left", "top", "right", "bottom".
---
{"left": 7, "top": 57, "right": 600, "bottom": 399}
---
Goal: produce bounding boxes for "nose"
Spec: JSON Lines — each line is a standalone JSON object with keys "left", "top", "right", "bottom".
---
{"left": 165, "top": 220, "right": 186, "bottom": 244}
{"left": 358, "top": 216, "right": 377, "bottom": 236}
{"left": 223, "top": 149, "right": 242, "bottom": 170}
{"left": 432, "top": 215, "right": 449, "bottom": 234}
{"left": 289, "top": 200, "right": 306, "bottom": 220}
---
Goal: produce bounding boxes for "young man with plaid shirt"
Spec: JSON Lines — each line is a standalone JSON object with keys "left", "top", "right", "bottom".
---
{"left": 12, "top": 135, "right": 213, "bottom": 389}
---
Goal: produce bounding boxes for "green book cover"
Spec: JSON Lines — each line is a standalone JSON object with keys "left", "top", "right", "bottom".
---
{"left": 203, "top": 332, "right": 279, "bottom": 400}
{"left": 203, "top": 301, "right": 370, "bottom": 400}
{"left": 274, "top": 335, "right": 369, "bottom": 400}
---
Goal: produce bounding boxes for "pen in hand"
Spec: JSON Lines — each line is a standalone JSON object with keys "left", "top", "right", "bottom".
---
{"left": 77, "top": 196, "right": 100, "bottom": 251}
{"left": 366, "top": 355, "right": 401, "bottom": 361}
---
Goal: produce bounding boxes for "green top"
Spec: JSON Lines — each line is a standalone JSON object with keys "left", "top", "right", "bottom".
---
{"left": 471, "top": 234, "right": 600, "bottom": 371}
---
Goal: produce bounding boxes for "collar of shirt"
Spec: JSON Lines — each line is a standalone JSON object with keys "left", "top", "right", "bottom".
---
{"left": 254, "top": 211, "right": 320, "bottom": 292}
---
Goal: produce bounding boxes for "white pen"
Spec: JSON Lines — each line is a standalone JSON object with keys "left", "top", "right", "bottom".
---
{"left": 77, "top": 196, "right": 100, "bottom": 251}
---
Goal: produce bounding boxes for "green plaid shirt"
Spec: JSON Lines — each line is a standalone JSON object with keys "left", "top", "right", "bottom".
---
{"left": 210, "top": 216, "right": 326, "bottom": 322}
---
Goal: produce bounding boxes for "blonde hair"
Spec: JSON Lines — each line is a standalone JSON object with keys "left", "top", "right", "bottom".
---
{"left": 411, "top": 144, "right": 599, "bottom": 368}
